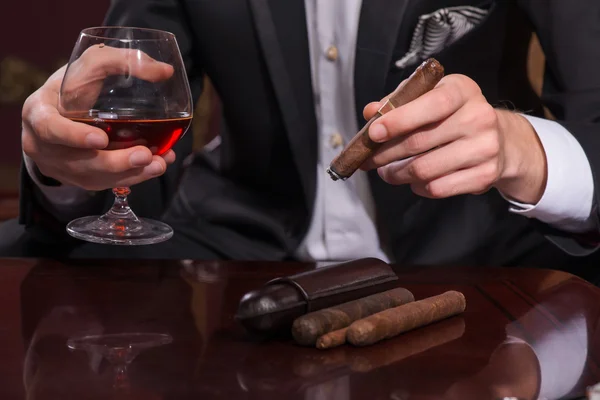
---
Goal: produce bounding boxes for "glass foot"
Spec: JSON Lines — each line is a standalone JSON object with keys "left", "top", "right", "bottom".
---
{"left": 67, "top": 332, "right": 173, "bottom": 361}
{"left": 67, "top": 332, "right": 173, "bottom": 390}
{"left": 67, "top": 215, "right": 173, "bottom": 245}
{"left": 66, "top": 186, "right": 173, "bottom": 245}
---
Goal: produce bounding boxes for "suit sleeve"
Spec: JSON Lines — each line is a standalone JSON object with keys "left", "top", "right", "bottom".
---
{"left": 517, "top": 0, "right": 600, "bottom": 255}
{"left": 18, "top": 0, "right": 203, "bottom": 243}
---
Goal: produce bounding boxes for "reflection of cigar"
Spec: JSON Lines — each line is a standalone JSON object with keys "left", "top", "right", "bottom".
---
{"left": 347, "top": 291, "right": 466, "bottom": 346}
{"left": 292, "top": 347, "right": 348, "bottom": 378}
{"left": 292, "top": 317, "right": 465, "bottom": 378}
{"left": 292, "top": 288, "right": 415, "bottom": 346}
{"left": 349, "top": 317, "right": 465, "bottom": 372}
{"left": 327, "top": 58, "right": 445, "bottom": 181}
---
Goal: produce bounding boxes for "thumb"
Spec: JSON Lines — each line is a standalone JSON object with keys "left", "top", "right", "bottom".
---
{"left": 362, "top": 78, "right": 411, "bottom": 121}
{"left": 362, "top": 92, "right": 394, "bottom": 121}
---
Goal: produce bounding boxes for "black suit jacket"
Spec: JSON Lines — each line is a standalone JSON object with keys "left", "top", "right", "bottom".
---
{"left": 19, "top": 0, "right": 600, "bottom": 265}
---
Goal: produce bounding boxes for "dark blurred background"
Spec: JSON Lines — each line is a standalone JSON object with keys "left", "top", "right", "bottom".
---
{"left": 0, "top": 1, "right": 547, "bottom": 222}
{"left": 0, "top": 0, "right": 110, "bottom": 216}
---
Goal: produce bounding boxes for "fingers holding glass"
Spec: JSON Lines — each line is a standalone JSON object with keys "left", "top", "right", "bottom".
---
{"left": 58, "top": 26, "right": 193, "bottom": 245}
{"left": 59, "top": 45, "right": 174, "bottom": 113}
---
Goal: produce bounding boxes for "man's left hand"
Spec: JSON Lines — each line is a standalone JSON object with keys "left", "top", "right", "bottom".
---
{"left": 361, "top": 74, "right": 548, "bottom": 205}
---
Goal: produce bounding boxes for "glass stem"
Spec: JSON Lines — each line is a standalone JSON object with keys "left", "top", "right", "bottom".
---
{"left": 113, "top": 363, "right": 130, "bottom": 390}
{"left": 106, "top": 187, "right": 139, "bottom": 221}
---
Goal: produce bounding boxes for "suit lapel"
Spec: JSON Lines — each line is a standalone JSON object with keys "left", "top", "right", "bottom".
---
{"left": 248, "top": 0, "right": 318, "bottom": 208}
{"left": 247, "top": 0, "right": 415, "bottom": 254}
{"left": 354, "top": 0, "right": 419, "bottom": 263}
{"left": 353, "top": 0, "right": 412, "bottom": 123}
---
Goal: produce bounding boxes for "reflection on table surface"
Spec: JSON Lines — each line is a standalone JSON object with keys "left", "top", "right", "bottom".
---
{"left": 0, "top": 258, "right": 598, "bottom": 400}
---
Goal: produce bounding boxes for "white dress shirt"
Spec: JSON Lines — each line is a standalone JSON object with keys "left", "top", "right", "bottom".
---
{"left": 296, "top": 0, "right": 390, "bottom": 262}
{"left": 27, "top": 0, "right": 595, "bottom": 263}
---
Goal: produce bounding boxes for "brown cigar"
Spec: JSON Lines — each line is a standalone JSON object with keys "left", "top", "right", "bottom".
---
{"left": 294, "top": 318, "right": 464, "bottom": 378}
{"left": 316, "top": 327, "right": 349, "bottom": 350}
{"left": 327, "top": 58, "right": 445, "bottom": 181}
{"left": 292, "top": 287, "right": 415, "bottom": 346}
{"left": 346, "top": 290, "right": 466, "bottom": 346}
{"left": 316, "top": 294, "right": 465, "bottom": 351}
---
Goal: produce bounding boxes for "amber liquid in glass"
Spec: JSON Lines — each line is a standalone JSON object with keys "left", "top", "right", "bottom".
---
{"left": 68, "top": 110, "right": 191, "bottom": 155}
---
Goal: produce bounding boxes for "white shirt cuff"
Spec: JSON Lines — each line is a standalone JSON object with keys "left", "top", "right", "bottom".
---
{"left": 503, "top": 115, "right": 596, "bottom": 233}
{"left": 23, "top": 154, "right": 95, "bottom": 208}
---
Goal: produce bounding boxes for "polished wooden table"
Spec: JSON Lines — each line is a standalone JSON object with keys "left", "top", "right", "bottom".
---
{"left": 0, "top": 258, "right": 599, "bottom": 400}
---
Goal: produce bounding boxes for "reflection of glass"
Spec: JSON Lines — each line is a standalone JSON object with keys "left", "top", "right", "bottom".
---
{"left": 59, "top": 26, "right": 193, "bottom": 245}
{"left": 67, "top": 333, "right": 173, "bottom": 390}
{"left": 180, "top": 260, "right": 223, "bottom": 283}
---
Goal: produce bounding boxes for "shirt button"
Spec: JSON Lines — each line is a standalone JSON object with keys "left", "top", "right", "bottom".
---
{"left": 329, "top": 132, "right": 344, "bottom": 149}
{"left": 325, "top": 45, "right": 338, "bottom": 61}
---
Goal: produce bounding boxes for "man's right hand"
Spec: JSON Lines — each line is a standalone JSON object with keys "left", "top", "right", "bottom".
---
{"left": 21, "top": 47, "right": 177, "bottom": 192}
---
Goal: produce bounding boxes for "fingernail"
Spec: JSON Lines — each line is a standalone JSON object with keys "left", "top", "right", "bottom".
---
{"left": 370, "top": 124, "right": 388, "bottom": 141}
{"left": 146, "top": 161, "right": 164, "bottom": 176}
{"left": 129, "top": 151, "right": 152, "bottom": 167}
{"left": 86, "top": 133, "right": 107, "bottom": 148}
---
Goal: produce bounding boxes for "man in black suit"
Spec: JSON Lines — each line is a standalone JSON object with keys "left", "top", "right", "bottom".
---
{"left": 3, "top": 0, "right": 600, "bottom": 268}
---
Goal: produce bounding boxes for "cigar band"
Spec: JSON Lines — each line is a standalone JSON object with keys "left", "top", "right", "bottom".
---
{"left": 378, "top": 100, "right": 396, "bottom": 115}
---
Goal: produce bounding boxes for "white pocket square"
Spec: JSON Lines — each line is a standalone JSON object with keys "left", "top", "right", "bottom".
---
{"left": 395, "top": 5, "right": 490, "bottom": 69}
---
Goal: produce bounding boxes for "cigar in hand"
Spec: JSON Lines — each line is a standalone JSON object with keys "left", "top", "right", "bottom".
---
{"left": 346, "top": 290, "right": 466, "bottom": 347}
{"left": 292, "top": 287, "right": 415, "bottom": 346}
{"left": 327, "top": 58, "right": 445, "bottom": 181}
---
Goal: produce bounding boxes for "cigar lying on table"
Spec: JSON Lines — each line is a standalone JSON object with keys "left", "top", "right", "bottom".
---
{"left": 317, "top": 290, "right": 466, "bottom": 349}
{"left": 326, "top": 58, "right": 445, "bottom": 181}
{"left": 294, "top": 317, "right": 464, "bottom": 379}
{"left": 348, "top": 290, "right": 466, "bottom": 346}
{"left": 292, "top": 287, "right": 415, "bottom": 346}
